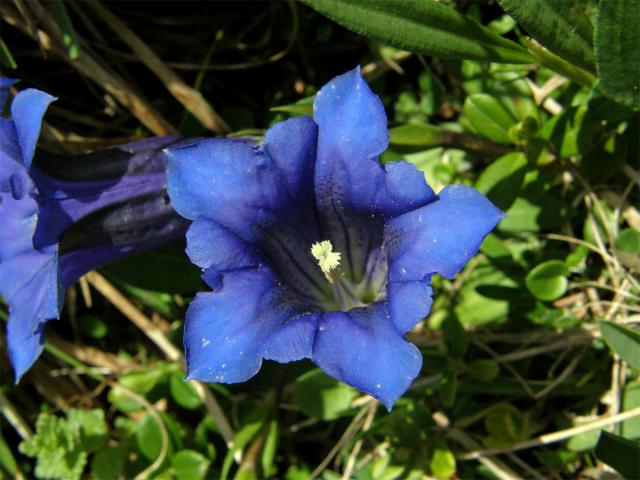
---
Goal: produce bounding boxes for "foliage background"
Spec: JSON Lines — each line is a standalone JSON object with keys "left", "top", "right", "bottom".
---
{"left": 1, "top": 1, "right": 639, "bottom": 479}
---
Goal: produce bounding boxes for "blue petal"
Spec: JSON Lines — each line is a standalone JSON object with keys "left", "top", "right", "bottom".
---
{"left": 262, "top": 116, "right": 317, "bottom": 203}
{"left": 3, "top": 249, "right": 61, "bottom": 381}
{"left": 11, "top": 89, "right": 56, "bottom": 167}
{"left": 167, "top": 135, "right": 329, "bottom": 303}
{"left": 386, "top": 184, "right": 505, "bottom": 282}
{"left": 312, "top": 304, "right": 422, "bottom": 410}
{"left": 312, "top": 68, "right": 435, "bottom": 281}
{"left": 262, "top": 311, "right": 320, "bottom": 363}
{"left": 381, "top": 161, "right": 436, "bottom": 217}
{"left": 184, "top": 267, "right": 315, "bottom": 383}
{"left": 166, "top": 139, "right": 283, "bottom": 240}
{"left": 185, "top": 216, "right": 261, "bottom": 271}
{"left": 314, "top": 67, "right": 388, "bottom": 169}
{"left": 386, "top": 278, "right": 434, "bottom": 334}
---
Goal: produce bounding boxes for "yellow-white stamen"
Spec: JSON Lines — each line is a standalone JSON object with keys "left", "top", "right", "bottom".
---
{"left": 311, "top": 240, "right": 341, "bottom": 278}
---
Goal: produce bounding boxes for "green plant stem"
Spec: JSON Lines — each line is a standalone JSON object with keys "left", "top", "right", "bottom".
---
{"left": 525, "top": 38, "right": 596, "bottom": 88}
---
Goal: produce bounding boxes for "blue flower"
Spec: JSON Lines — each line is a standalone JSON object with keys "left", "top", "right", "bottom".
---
{"left": 0, "top": 82, "right": 189, "bottom": 380}
{"left": 166, "top": 67, "right": 505, "bottom": 409}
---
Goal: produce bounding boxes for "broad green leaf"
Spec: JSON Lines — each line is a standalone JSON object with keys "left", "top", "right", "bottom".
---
{"left": 108, "top": 366, "right": 171, "bottom": 412}
{"left": 476, "top": 152, "right": 527, "bottom": 211}
{"left": 418, "top": 71, "right": 445, "bottom": 115}
{"left": 615, "top": 228, "right": 640, "bottom": 255}
{"left": 169, "top": 371, "right": 203, "bottom": 410}
{"left": 480, "top": 233, "right": 511, "bottom": 259}
{"left": 91, "top": 446, "right": 127, "bottom": 480}
{"left": 537, "top": 105, "right": 602, "bottom": 158}
{"left": 388, "top": 124, "right": 449, "bottom": 153}
{"left": 442, "top": 316, "right": 467, "bottom": 358}
{"left": 595, "top": 0, "right": 640, "bottom": 109}
{"left": 483, "top": 404, "right": 530, "bottom": 448}
{"left": 525, "top": 260, "right": 569, "bottom": 301}
{"left": 79, "top": 314, "right": 108, "bottom": 339}
{"left": 135, "top": 413, "right": 167, "bottom": 462}
{"left": 599, "top": 320, "right": 640, "bottom": 370}
{"left": 614, "top": 228, "right": 640, "bottom": 270}
{"left": 463, "top": 94, "right": 517, "bottom": 144}
{"left": 172, "top": 450, "right": 211, "bottom": 480}
{"left": 67, "top": 409, "right": 108, "bottom": 453}
{"left": 497, "top": 0, "right": 595, "bottom": 72}
{"left": 301, "top": 0, "right": 533, "bottom": 63}
{"left": 438, "top": 371, "right": 458, "bottom": 408}
{"left": 293, "top": 369, "right": 358, "bottom": 420}
{"left": 430, "top": 442, "right": 456, "bottom": 479}
{"left": 594, "top": 431, "right": 640, "bottom": 479}
{"left": 467, "top": 359, "right": 500, "bottom": 382}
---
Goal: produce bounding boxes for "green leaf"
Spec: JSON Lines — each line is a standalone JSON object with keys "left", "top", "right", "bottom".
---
{"left": 614, "top": 228, "right": 640, "bottom": 270}
{"left": 0, "top": 38, "right": 17, "bottom": 69}
{"left": 594, "top": 431, "right": 640, "bottom": 479}
{"left": 442, "top": 316, "right": 468, "bottom": 358}
{"left": 438, "top": 371, "right": 458, "bottom": 408}
{"left": 270, "top": 100, "right": 314, "bottom": 117}
{"left": 19, "top": 411, "right": 88, "bottom": 480}
{"left": 463, "top": 94, "right": 517, "bottom": 144}
{"left": 169, "top": 371, "right": 203, "bottom": 410}
{"left": 467, "top": 359, "right": 500, "bottom": 382}
{"left": 48, "top": 0, "right": 81, "bottom": 59}
{"left": 108, "top": 366, "right": 170, "bottom": 412}
{"left": 430, "top": 442, "right": 456, "bottom": 479}
{"left": 475, "top": 152, "right": 528, "bottom": 211}
{"left": 595, "top": 0, "right": 640, "bottom": 110}
{"left": 388, "top": 124, "right": 449, "bottom": 153}
{"left": 598, "top": 320, "right": 640, "bottom": 370}
{"left": 525, "top": 260, "right": 569, "bottom": 301}
{"left": 300, "top": 0, "right": 533, "bottom": 63}
{"left": 67, "top": 409, "right": 108, "bottom": 453}
{"left": 293, "top": 369, "right": 358, "bottom": 420}
{"left": 91, "top": 446, "right": 127, "bottom": 480}
{"left": 171, "top": 450, "right": 211, "bottom": 480}
{"left": 483, "top": 404, "right": 530, "bottom": 448}
{"left": 79, "top": 314, "right": 108, "bottom": 339}
{"left": 135, "top": 413, "right": 166, "bottom": 462}
{"left": 496, "top": 0, "right": 595, "bottom": 72}
{"left": 261, "top": 420, "right": 278, "bottom": 477}
{"left": 538, "top": 105, "right": 602, "bottom": 158}
{"left": 418, "top": 71, "right": 445, "bottom": 115}
{"left": 0, "top": 430, "right": 17, "bottom": 477}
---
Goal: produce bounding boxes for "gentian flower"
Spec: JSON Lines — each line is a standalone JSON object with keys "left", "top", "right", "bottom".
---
{"left": 166, "top": 68, "right": 505, "bottom": 409}
{"left": 0, "top": 81, "right": 189, "bottom": 380}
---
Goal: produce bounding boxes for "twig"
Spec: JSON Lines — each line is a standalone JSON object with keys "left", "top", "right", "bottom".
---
{"left": 341, "top": 401, "right": 377, "bottom": 480}
{"left": 7, "top": 0, "right": 175, "bottom": 135}
{"left": 309, "top": 401, "right": 372, "bottom": 480}
{"left": 84, "top": 271, "right": 238, "bottom": 460}
{"left": 87, "top": 1, "right": 230, "bottom": 135}
{"left": 0, "top": 390, "right": 33, "bottom": 439}
{"left": 460, "top": 405, "right": 640, "bottom": 460}
{"left": 533, "top": 347, "right": 587, "bottom": 399}
{"left": 436, "top": 414, "right": 522, "bottom": 480}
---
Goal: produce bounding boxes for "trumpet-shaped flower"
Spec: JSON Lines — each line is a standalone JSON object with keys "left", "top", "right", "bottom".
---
{"left": 166, "top": 68, "right": 504, "bottom": 408}
{"left": 0, "top": 82, "right": 189, "bottom": 380}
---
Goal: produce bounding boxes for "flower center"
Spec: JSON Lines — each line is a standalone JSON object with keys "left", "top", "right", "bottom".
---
{"left": 310, "top": 240, "right": 387, "bottom": 312}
